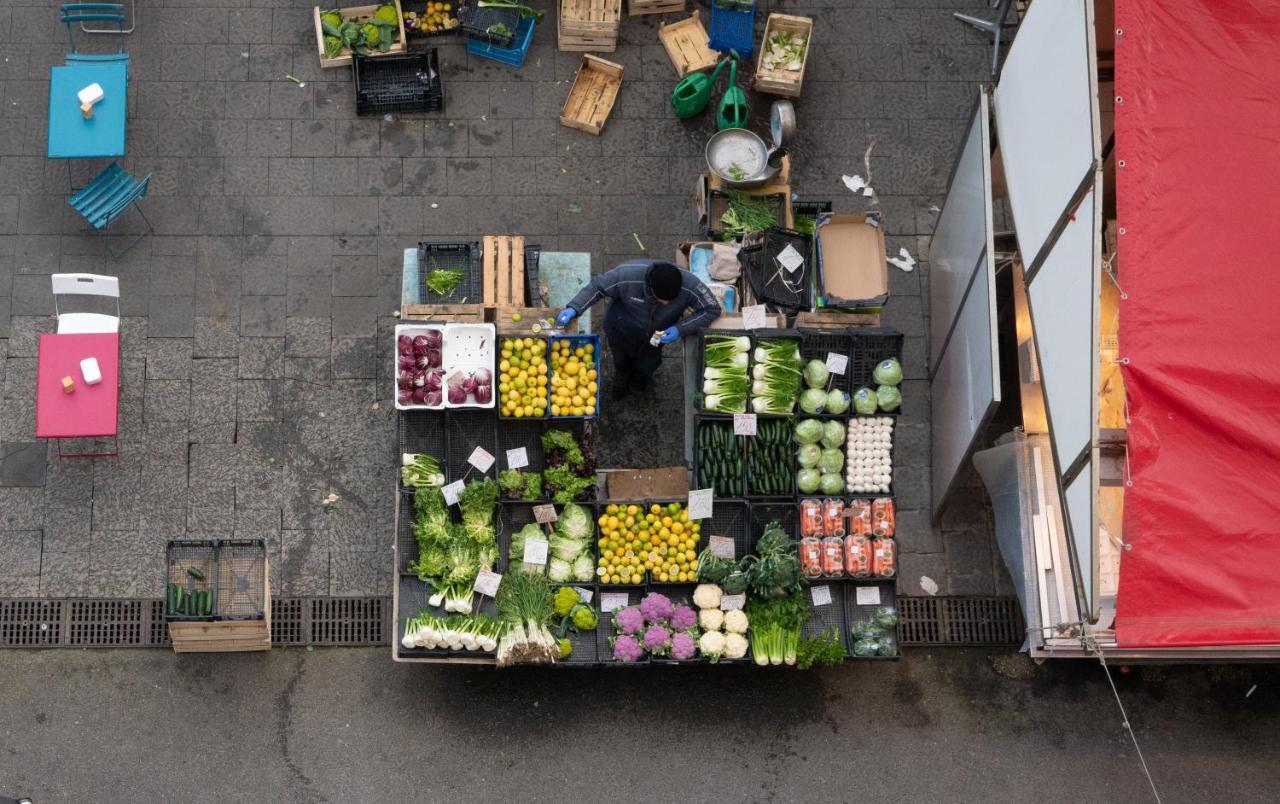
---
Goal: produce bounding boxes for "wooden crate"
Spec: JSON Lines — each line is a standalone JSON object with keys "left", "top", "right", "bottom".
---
{"left": 794, "top": 310, "right": 882, "bottom": 328}
{"left": 400, "top": 303, "right": 486, "bottom": 322}
{"left": 629, "top": 0, "right": 684, "bottom": 15}
{"left": 753, "top": 13, "right": 813, "bottom": 97}
{"left": 560, "top": 55, "right": 624, "bottom": 136}
{"left": 169, "top": 562, "right": 271, "bottom": 653}
{"left": 559, "top": 0, "right": 621, "bottom": 51}
{"left": 659, "top": 11, "right": 719, "bottom": 77}
{"left": 313, "top": 2, "right": 409, "bottom": 69}
{"left": 493, "top": 306, "right": 559, "bottom": 334}
{"left": 480, "top": 235, "right": 527, "bottom": 307}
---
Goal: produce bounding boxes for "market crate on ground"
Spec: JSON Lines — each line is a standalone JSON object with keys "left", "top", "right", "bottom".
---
{"left": 753, "top": 13, "right": 812, "bottom": 98}
{"left": 314, "top": 3, "right": 409, "bottom": 69}
{"left": 467, "top": 15, "right": 536, "bottom": 67}
{"left": 353, "top": 49, "right": 443, "bottom": 115}
{"left": 558, "top": 0, "right": 622, "bottom": 52}
{"left": 166, "top": 540, "right": 270, "bottom": 653}
{"left": 659, "top": 11, "right": 719, "bottom": 77}
{"left": 560, "top": 55, "right": 624, "bottom": 135}
{"left": 457, "top": 0, "right": 520, "bottom": 46}
{"left": 629, "top": 0, "right": 684, "bottom": 16}
{"left": 707, "top": 0, "right": 755, "bottom": 59}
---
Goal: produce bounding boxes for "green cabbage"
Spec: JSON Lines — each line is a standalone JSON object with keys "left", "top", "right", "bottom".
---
{"left": 825, "top": 390, "right": 850, "bottom": 414}
{"left": 556, "top": 503, "right": 592, "bottom": 542}
{"left": 794, "top": 418, "right": 824, "bottom": 444}
{"left": 797, "top": 468, "right": 821, "bottom": 493}
{"left": 572, "top": 553, "right": 595, "bottom": 583}
{"left": 797, "top": 443, "right": 821, "bottom": 468}
{"left": 799, "top": 388, "right": 828, "bottom": 414}
{"left": 853, "top": 387, "right": 878, "bottom": 415}
{"left": 876, "top": 384, "right": 902, "bottom": 412}
{"left": 548, "top": 558, "right": 572, "bottom": 582}
{"left": 803, "top": 359, "right": 829, "bottom": 389}
{"left": 549, "top": 533, "right": 583, "bottom": 562}
{"left": 819, "top": 473, "right": 845, "bottom": 495}
{"left": 821, "top": 420, "right": 845, "bottom": 449}
{"left": 818, "top": 448, "right": 844, "bottom": 475}
{"left": 873, "top": 357, "right": 902, "bottom": 386}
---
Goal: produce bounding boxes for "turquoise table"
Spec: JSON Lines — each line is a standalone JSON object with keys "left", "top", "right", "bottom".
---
{"left": 47, "top": 62, "right": 127, "bottom": 159}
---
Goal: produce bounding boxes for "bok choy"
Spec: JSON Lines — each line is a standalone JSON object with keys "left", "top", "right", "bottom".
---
{"left": 750, "top": 338, "right": 803, "bottom": 414}
{"left": 701, "top": 335, "right": 751, "bottom": 413}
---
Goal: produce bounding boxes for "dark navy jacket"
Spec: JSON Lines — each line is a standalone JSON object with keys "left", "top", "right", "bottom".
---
{"left": 567, "top": 260, "right": 722, "bottom": 349}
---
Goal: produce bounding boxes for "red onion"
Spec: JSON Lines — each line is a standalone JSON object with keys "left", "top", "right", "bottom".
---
{"left": 447, "top": 385, "right": 467, "bottom": 405}
{"left": 423, "top": 330, "right": 443, "bottom": 349}
{"left": 411, "top": 387, "right": 428, "bottom": 404}
{"left": 425, "top": 390, "right": 443, "bottom": 407}
{"left": 474, "top": 384, "right": 492, "bottom": 405}
{"left": 398, "top": 388, "right": 413, "bottom": 405}
{"left": 412, "top": 335, "right": 430, "bottom": 355}
{"left": 473, "top": 367, "right": 492, "bottom": 385}
{"left": 398, "top": 335, "right": 413, "bottom": 356}
{"left": 426, "top": 370, "right": 443, "bottom": 392}
{"left": 461, "top": 375, "right": 477, "bottom": 394}
{"left": 425, "top": 348, "right": 442, "bottom": 368}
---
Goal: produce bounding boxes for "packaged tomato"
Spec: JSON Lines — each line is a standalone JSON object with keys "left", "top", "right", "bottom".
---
{"left": 822, "top": 534, "right": 844, "bottom": 577}
{"left": 822, "top": 498, "right": 846, "bottom": 537}
{"left": 844, "top": 533, "right": 871, "bottom": 578}
{"left": 799, "top": 499, "right": 823, "bottom": 538}
{"left": 871, "top": 498, "right": 896, "bottom": 538}
{"left": 800, "top": 536, "right": 823, "bottom": 578}
{"left": 849, "top": 499, "right": 872, "bottom": 536}
{"left": 872, "top": 537, "right": 897, "bottom": 578}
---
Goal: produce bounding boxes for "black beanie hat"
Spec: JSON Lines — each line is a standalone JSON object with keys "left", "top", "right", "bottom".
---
{"left": 647, "top": 262, "right": 682, "bottom": 301}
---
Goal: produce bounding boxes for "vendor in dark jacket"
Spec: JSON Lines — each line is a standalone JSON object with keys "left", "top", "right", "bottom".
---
{"left": 557, "top": 260, "right": 721, "bottom": 400}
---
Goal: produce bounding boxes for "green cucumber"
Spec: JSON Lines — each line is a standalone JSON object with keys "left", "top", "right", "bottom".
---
{"left": 186, "top": 566, "right": 205, "bottom": 581}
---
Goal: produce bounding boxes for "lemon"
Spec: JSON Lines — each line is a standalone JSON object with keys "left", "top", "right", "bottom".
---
{"left": 512, "top": 313, "right": 522, "bottom": 322}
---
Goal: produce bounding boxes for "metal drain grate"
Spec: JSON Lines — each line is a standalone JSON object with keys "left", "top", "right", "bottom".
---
{"left": 897, "top": 596, "right": 1024, "bottom": 646}
{"left": 0, "top": 597, "right": 391, "bottom": 648}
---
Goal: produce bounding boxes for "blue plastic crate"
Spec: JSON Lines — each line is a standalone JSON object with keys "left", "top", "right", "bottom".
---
{"left": 549, "top": 334, "right": 601, "bottom": 419}
{"left": 708, "top": 1, "right": 755, "bottom": 59}
{"left": 466, "top": 16, "right": 535, "bottom": 68}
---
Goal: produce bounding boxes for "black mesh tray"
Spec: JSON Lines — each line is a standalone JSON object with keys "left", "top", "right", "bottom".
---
{"left": 704, "top": 499, "right": 751, "bottom": 561}
{"left": 798, "top": 328, "right": 854, "bottom": 400}
{"left": 418, "top": 241, "right": 481, "bottom": 305}
{"left": 216, "top": 539, "right": 267, "bottom": 620}
{"left": 695, "top": 330, "right": 754, "bottom": 416}
{"left": 747, "top": 502, "right": 798, "bottom": 551}
{"left": 457, "top": 0, "right": 519, "bottom": 46}
{"left": 444, "top": 410, "right": 498, "bottom": 482}
{"left": 745, "top": 416, "right": 794, "bottom": 499}
{"left": 595, "top": 586, "right": 649, "bottom": 665}
{"left": 398, "top": 410, "right": 447, "bottom": 488}
{"left": 850, "top": 328, "right": 906, "bottom": 393}
{"left": 740, "top": 227, "right": 814, "bottom": 312}
{"left": 165, "top": 540, "right": 218, "bottom": 621}
{"left": 706, "top": 190, "right": 788, "bottom": 240}
{"left": 397, "top": 490, "right": 418, "bottom": 574}
{"left": 396, "top": 575, "right": 500, "bottom": 661}
{"left": 524, "top": 243, "right": 543, "bottom": 305}
{"left": 800, "top": 581, "right": 849, "bottom": 658}
{"left": 842, "top": 579, "right": 900, "bottom": 660}
{"left": 693, "top": 418, "right": 746, "bottom": 498}
{"left": 495, "top": 419, "right": 548, "bottom": 496}
{"left": 353, "top": 50, "right": 444, "bottom": 116}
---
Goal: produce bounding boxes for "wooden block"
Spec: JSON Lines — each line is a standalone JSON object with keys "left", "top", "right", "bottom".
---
{"left": 61, "top": 376, "right": 75, "bottom": 393}
{"left": 753, "top": 13, "right": 813, "bottom": 98}
{"left": 510, "top": 235, "right": 526, "bottom": 305}
{"left": 659, "top": 10, "right": 718, "bottom": 77}
{"left": 560, "top": 55, "right": 624, "bottom": 136}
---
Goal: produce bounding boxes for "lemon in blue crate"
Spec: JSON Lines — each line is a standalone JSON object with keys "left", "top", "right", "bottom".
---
{"left": 550, "top": 340, "right": 597, "bottom": 416}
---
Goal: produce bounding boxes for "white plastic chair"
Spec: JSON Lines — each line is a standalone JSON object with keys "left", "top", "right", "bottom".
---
{"left": 51, "top": 273, "right": 121, "bottom": 334}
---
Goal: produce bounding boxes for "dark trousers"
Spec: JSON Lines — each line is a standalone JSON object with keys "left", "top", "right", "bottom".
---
{"left": 604, "top": 319, "right": 662, "bottom": 382}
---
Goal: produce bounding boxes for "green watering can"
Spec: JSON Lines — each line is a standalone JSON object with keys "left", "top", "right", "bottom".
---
{"left": 717, "top": 58, "right": 749, "bottom": 131}
{"left": 671, "top": 58, "right": 728, "bottom": 119}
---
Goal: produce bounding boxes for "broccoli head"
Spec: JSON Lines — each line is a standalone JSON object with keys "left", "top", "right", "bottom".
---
{"left": 553, "top": 586, "right": 580, "bottom": 618}
{"left": 570, "top": 604, "right": 598, "bottom": 632}
{"left": 320, "top": 11, "right": 343, "bottom": 29}
{"left": 373, "top": 4, "right": 399, "bottom": 24}
{"left": 361, "top": 22, "right": 381, "bottom": 47}
{"left": 558, "top": 637, "right": 572, "bottom": 659}
{"left": 323, "top": 35, "right": 343, "bottom": 59}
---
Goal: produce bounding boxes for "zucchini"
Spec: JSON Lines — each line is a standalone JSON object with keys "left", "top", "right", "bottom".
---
{"left": 203, "top": 590, "right": 213, "bottom": 616}
{"left": 186, "top": 566, "right": 205, "bottom": 581}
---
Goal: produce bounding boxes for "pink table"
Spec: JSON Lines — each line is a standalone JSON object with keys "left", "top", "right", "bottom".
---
{"left": 36, "top": 333, "right": 120, "bottom": 456}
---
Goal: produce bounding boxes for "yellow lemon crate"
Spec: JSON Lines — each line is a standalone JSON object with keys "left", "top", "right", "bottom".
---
{"left": 549, "top": 334, "right": 600, "bottom": 419}
{"left": 595, "top": 500, "right": 702, "bottom": 586}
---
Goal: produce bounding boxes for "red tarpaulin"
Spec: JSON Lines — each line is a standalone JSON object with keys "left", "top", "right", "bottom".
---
{"left": 1115, "top": 0, "right": 1280, "bottom": 646}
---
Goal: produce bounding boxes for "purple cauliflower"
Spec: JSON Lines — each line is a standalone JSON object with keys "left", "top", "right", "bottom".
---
{"left": 669, "top": 604, "right": 697, "bottom": 632}
{"left": 640, "top": 592, "right": 674, "bottom": 624}
{"left": 614, "top": 606, "right": 644, "bottom": 635}
{"left": 612, "top": 634, "right": 644, "bottom": 662}
{"left": 671, "top": 631, "right": 697, "bottom": 661}
{"left": 642, "top": 624, "right": 672, "bottom": 655}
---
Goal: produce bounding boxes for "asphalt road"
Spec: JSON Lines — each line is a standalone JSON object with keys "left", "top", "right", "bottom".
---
{"left": 2, "top": 649, "right": 1278, "bottom": 803}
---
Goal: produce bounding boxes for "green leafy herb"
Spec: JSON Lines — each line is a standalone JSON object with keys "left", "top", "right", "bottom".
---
{"left": 485, "top": 22, "right": 514, "bottom": 38}
{"left": 726, "top": 163, "right": 748, "bottom": 181}
{"left": 796, "top": 628, "right": 846, "bottom": 669}
{"left": 426, "top": 267, "right": 465, "bottom": 297}
{"left": 721, "top": 191, "right": 778, "bottom": 237}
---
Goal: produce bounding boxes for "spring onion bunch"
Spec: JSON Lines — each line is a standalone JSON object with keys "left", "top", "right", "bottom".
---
{"left": 495, "top": 568, "right": 560, "bottom": 666}
{"left": 401, "top": 613, "right": 504, "bottom": 652}
{"left": 750, "top": 338, "right": 803, "bottom": 414}
{"left": 702, "top": 335, "right": 751, "bottom": 413}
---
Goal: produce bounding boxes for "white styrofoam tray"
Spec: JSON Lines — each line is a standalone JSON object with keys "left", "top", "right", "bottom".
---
{"left": 394, "top": 323, "right": 446, "bottom": 411}
{"left": 442, "top": 323, "right": 496, "bottom": 409}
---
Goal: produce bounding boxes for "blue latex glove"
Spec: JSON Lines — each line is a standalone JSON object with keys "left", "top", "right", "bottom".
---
{"left": 658, "top": 326, "right": 680, "bottom": 345}
{"left": 555, "top": 308, "right": 576, "bottom": 327}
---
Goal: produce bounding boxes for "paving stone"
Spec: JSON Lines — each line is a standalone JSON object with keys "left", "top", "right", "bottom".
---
{"left": 193, "top": 316, "right": 240, "bottom": 358}
{"left": 145, "top": 338, "right": 194, "bottom": 380}
{"left": 237, "top": 379, "right": 283, "bottom": 422}
{"left": 332, "top": 337, "right": 376, "bottom": 380}
{"left": 144, "top": 379, "right": 191, "bottom": 422}
{"left": 238, "top": 337, "right": 286, "bottom": 379}
{"left": 0, "top": 486, "right": 42, "bottom": 529}
{"left": 280, "top": 529, "right": 331, "bottom": 596}
{"left": 284, "top": 316, "right": 331, "bottom": 357}
{"left": 0, "top": 529, "right": 41, "bottom": 575}
{"left": 240, "top": 295, "right": 287, "bottom": 337}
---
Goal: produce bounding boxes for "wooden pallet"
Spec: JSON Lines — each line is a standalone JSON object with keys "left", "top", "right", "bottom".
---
{"left": 400, "top": 303, "right": 486, "bottom": 322}
{"left": 560, "top": 55, "right": 624, "bottom": 135}
{"left": 629, "top": 0, "right": 684, "bottom": 15}
{"left": 169, "top": 563, "right": 271, "bottom": 653}
{"left": 481, "top": 235, "right": 527, "bottom": 307}
{"left": 659, "top": 10, "right": 718, "bottom": 77}
{"left": 559, "top": 0, "right": 621, "bottom": 51}
{"left": 753, "top": 13, "right": 813, "bottom": 98}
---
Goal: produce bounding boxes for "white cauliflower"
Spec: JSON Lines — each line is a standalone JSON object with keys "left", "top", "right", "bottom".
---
{"left": 724, "top": 632, "right": 749, "bottom": 660}
{"left": 698, "top": 629, "right": 726, "bottom": 661}
{"left": 693, "top": 584, "right": 723, "bottom": 610}
{"left": 723, "top": 609, "right": 749, "bottom": 634}
{"left": 699, "top": 608, "right": 725, "bottom": 632}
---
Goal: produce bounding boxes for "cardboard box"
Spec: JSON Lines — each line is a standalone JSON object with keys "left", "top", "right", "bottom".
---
{"left": 815, "top": 212, "right": 889, "bottom": 312}
{"left": 604, "top": 467, "right": 689, "bottom": 500}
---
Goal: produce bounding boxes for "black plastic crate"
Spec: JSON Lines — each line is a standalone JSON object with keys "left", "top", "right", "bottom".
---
{"left": 850, "top": 328, "right": 906, "bottom": 394}
{"left": 418, "top": 240, "right": 481, "bottom": 305}
{"left": 748, "top": 502, "right": 798, "bottom": 552}
{"left": 457, "top": 0, "right": 519, "bottom": 47}
{"left": 398, "top": 410, "right": 447, "bottom": 487}
{"left": 706, "top": 190, "right": 788, "bottom": 240}
{"left": 397, "top": 490, "right": 418, "bottom": 575}
{"left": 845, "top": 419, "right": 895, "bottom": 498}
{"left": 495, "top": 419, "right": 547, "bottom": 499}
{"left": 749, "top": 330, "right": 803, "bottom": 418}
{"left": 792, "top": 199, "right": 833, "bottom": 233}
{"left": 216, "top": 539, "right": 267, "bottom": 620}
{"left": 644, "top": 584, "right": 705, "bottom": 665}
{"left": 396, "top": 576, "right": 501, "bottom": 660}
{"left": 745, "top": 416, "right": 794, "bottom": 498}
{"left": 695, "top": 330, "right": 753, "bottom": 416}
{"left": 842, "top": 580, "right": 900, "bottom": 660}
{"left": 704, "top": 499, "right": 751, "bottom": 562}
{"left": 798, "top": 328, "right": 854, "bottom": 400}
{"left": 165, "top": 540, "right": 217, "bottom": 621}
{"left": 524, "top": 243, "right": 543, "bottom": 305}
{"left": 644, "top": 498, "right": 703, "bottom": 586}
{"left": 353, "top": 50, "right": 443, "bottom": 116}
{"left": 596, "top": 586, "right": 648, "bottom": 665}
{"left": 800, "top": 582, "right": 850, "bottom": 658}
{"left": 403, "top": 1, "right": 459, "bottom": 39}
{"left": 741, "top": 228, "right": 814, "bottom": 312}
{"left": 693, "top": 417, "right": 746, "bottom": 497}
{"left": 444, "top": 409, "right": 498, "bottom": 481}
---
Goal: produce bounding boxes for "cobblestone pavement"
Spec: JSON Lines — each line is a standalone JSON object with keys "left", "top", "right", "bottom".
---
{"left": 0, "top": 0, "right": 1012, "bottom": 600}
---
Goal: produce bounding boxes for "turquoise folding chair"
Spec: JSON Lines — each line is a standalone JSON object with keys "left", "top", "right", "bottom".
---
{"left": 68, "top": 163, "right": 153, "bottom": 258}
{"left": 61, "top": 4, "right": 131, "bottom": 56}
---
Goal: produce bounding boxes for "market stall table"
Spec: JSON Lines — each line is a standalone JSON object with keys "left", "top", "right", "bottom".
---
{"left": 47, "top": 61, "right": 127, "bottom": 159}
{"left": 35, "top": 332, "right": 120, "bottom": 456}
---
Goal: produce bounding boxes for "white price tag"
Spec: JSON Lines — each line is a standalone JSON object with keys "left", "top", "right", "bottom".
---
{"left": 708, "top": 535, "right": 735, "bottom": 559}
{"left": 733, "top": 413, "right": 757, "bottom": 436}
{"left": 810, "top": 585, "right": 833, "bottom": 607}
{"left": 442, "top": 480, "right": 465, "bottom": 506}
{"left": 600, "top": 592, "right": 629, "bottom": 613}
{"left": 468, "top": 446, "right": 495, "bottom": 473}
{"left": 776, "top": 243, "right": 805, "bottom": 274}
{"left": 533, "top": 504, "right": 558, "bottom": 524}
{"left": 742, "top": 304, "right": 767, "bottom": 330}
{"left": 473, "top": 569, "right": 502, "bottom": 597}
{"left": 574, "top": 587, "right": 593, "bottom": 604}
{"left": 719, "top": 593, "right": 746, "bottom": 611}
{"left": 687, "top": 488, "right": 713, "bottom": 520}
{"left": 856, "top": 586, "right": 882, "bottom": 606}
{"left": 505, "top": 447, "right": 528, "bottom": 470}
{"left": 825, "top": 352, "right": 849, "bottom": 375}
{"left": 523, "top": 537, "right": 548, "bottom": 566}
